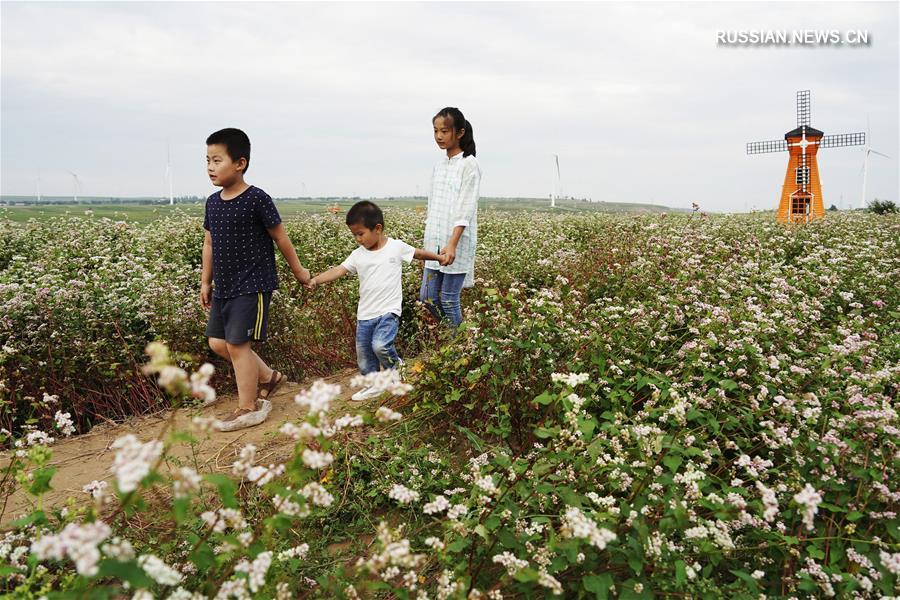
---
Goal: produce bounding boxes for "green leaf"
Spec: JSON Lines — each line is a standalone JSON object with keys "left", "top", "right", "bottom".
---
{"left": 191, "top": 543, "right": 216, "bottom": 570}
{"left": 583, "top": 573, "right": 614, "bottom": 599}
{"left": 474, "top": 524, "right": 489, "bottom": 540}
{"left": 97, "top": 559, "right": 153, "bottom": 588}
{"left": 729, "top": 569, "right": 760, "bottom": 591}
{"left": 10, "top": 510, "right": 47, "bottom": 528}
{"left": 675, "top": 560, "right": 687, "bottom": 585}
{"left": 534, "top": 426, "right": 559, "bottom": 439}
{"left": 534, "top": 392, "right": 555, "bottom": 405}
{"left": 719, "top": 379, "right": 738, "bottom": 391}
{"left": 204, "top": 473, "right": 237, "bottom": 508}
{"left": 663, "top": 454, "right": 683, "bottom": 473}
{"left": 29, "top": 466, "right": 56, "bottom": 495}
{"left": 806, "top": 545, "right": 825, "bottom": 560}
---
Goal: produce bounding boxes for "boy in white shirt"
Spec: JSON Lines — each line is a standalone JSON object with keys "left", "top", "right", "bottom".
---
{"left": 308, "top": 201, "right": 447, "bottom": 400}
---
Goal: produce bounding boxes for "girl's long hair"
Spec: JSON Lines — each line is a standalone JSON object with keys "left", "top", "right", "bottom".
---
{"left": 433, "top": 107, "right": 476, "bottom": 157}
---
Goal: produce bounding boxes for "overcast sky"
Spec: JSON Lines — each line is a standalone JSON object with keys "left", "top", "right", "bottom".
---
{"left": 2, "top": 1, "right": 897, "bottom": 212}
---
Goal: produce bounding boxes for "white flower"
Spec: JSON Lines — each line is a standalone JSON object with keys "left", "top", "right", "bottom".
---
{"left": 138, "top": 554, "right": 183, "bottom": 586}
{"left": 880, "top": 550, "right": 900, "bottom": 576}
{"left": 756, "top": 480, "right": 779, "bottom": 522}
{"left": 173, "top": 467, "right": 202, "bottom": 499}
{"left": 246, "top": 464, "right": 285, "bottom": 487}
{"left": 231, "top": 444, "right": 257, "bottom": 478}
{"left": 375, "top": 406, "right": 402, "bottom": 422}
{"left": 294, "top": 380, "right": 342, "bottom": 417}
{"left": 235, "top": 551, "right": 271, "bottom": 593}
{"left": 110, "top": 434, "right": 163, "bottom": 493}
{"left": 560, "top": 507, "right": 616, "bottom": 550}
{"left": 278, "top": 543, "right": 310, "bottom": 561}
{"left": 423, "top": 495, "right": 450, "bottom": 515}
{"left": 551, "top": 372, "right": 590, "bottom": 387}
{"left": 388, "top": 484, "right": 420, "bottom": 505}
{"left": 793, "top": 483, "right": 822, "bottom": 531}
{"left": 350, "top": 369, "right": 412, "bottom": 397}
{"left": 474, "top": 475, "right": 498, "bottom": 495}
{"left": 301, "top": 449, "right": 333, "bottom": 469}
{"left": 492, "top": 551, "right": 529, "bottom": 575}
{"left": 54, "top": 411, "right": 75, "bottom": 436}
{"left": 82, "top": 480, "right": 111, "bottom": 504}
{"left": 279, "top": 422, "right": 320, "bottom": 441}
{"left": 299, "top": 482, "right": 334, "bottom": 507}
{"left": 31, "top": 521, "right": 111, "bottom": 576}
{"left": 23, "top": 430, "right": 55, "bottom": 447}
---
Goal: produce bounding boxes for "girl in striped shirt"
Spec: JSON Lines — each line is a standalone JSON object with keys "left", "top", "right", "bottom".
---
{"left": 420, "top": 107, "right": 482, "bottom": 327}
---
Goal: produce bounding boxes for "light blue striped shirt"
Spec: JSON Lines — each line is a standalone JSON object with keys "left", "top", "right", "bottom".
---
{"left": 423, "top": 152, "right": 481, "bottom": 287}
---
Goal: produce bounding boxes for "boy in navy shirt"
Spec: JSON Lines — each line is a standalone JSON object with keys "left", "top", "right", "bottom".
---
{"left": 201, "top": 128, "right": 311, "bottom": 431}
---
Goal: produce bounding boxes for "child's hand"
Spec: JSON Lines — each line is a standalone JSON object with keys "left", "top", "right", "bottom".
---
{"left": 305, "top": 277, "right": 318, "bottom": 291}
{"left": 200, "top": 283, "right": 212, "bottom": 311}
{"left": 437, "top": 253, "right": 450, "bottom": 266}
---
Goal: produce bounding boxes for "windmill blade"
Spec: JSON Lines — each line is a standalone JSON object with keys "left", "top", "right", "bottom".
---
{"left": 796, "top": 90, "right": 811, "bottom": 127}
{"left": 870, "top": 149, "right": 891, "bottom": 159}
{"left": 747, "top": 139, "right": 788, "bottom": 154}
{"left": 820, "top": 133, "right": 865, "bottom": 148}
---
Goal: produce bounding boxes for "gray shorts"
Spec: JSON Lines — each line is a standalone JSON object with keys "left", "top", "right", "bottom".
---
{"left": 205, "top": 291, "right": 272, "bottom": 344}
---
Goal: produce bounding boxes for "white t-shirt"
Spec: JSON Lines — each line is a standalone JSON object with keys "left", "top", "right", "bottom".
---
{"left": 341, "top": 237, "right": 416, "bottom": 320}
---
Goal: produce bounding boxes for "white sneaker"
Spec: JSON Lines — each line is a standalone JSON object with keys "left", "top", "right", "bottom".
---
{"left": 351, "top": 386, "right": 384, "bottom": 402}
{"left": 215, "top": 399, "right": 272, "bottom": 432}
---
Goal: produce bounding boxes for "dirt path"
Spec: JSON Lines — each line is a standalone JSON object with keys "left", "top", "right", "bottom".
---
{"left": 1, "top": 367, "right": 367, "bottom": 522}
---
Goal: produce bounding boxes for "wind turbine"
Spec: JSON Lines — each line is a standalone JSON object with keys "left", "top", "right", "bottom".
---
{"left": 860, "top": 116, "right": 890, "bottom": 209}
{"left": 36, "top": 170, "right": 42, "bottom": 203}
{"left": 165, "top": 141, "right": 174, "bottom": 205}
{"left": 550, "top": 154, "right": 561, "bottom": 208}
{"left": 67, "top": 171, "right": 81, "bottom": 203}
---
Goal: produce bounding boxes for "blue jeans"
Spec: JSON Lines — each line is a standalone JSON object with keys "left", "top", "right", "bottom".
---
{"left": 356, "top": 313, "right": 401, "bottom": 375}
{"left": 419, "top": 269, "right": 466, "bottom": 327}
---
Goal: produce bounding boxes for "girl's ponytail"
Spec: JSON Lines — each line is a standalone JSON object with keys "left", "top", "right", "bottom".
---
{"left": 460, "top": 119, "right": 476, "bottom": 158}
{"left": 434, "top": 107, "right": 476, "bottom": 157}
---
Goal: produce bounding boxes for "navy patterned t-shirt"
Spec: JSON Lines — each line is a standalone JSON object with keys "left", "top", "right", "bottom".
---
{"left": 203, "top": 185, "right": 282, "bottom": 299}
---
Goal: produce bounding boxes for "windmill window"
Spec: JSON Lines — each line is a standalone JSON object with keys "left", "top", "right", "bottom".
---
{"left": 791, "top": 195, "right": 810, "bottom": 215}
{"left": 795, "top": 167, "right": 810, "bottom": 185}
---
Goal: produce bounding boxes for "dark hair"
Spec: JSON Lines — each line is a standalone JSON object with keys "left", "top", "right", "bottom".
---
{"left": 346, "top": 201, "right": 384, "bottom": 230}
{"left": 433, "top": 107, "right": 476, "bottom": 157}
{"left": 206, "top": 128, "right": 251, "bottom": 174}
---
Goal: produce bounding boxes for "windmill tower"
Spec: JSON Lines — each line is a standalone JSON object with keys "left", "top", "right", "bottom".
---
{"left": 747, "top": 90, "right": 865, "bottom": 223}
{"left": 550, "top": 154, "right": 560, "bottom": 208}
{"left": 860, "top": 116, "right": 890, "bottom": 209}
{"left": 67, "top": 171, "right": 81, "bottom": 203}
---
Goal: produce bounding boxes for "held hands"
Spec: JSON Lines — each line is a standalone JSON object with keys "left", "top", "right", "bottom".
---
{"left": 440, "top": 245, "right": 456, "bottom": 266}
{"left": 304, "top": 276, "right": 319, "bottom": 291}
{"left": 437, "top": 253, "right": 451, "bottom": 266}
{"left": 295, "top": 267, "right": 311, "bottom": 286}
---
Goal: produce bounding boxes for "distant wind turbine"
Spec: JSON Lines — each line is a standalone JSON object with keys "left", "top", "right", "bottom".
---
{"left": 860, "top": 116, "right": 890, "bottom": 209}
{"left": 551, "top": 154, "right": 561, "bottom": 208}
{"left": 36, "top": 170, "right": 42, "bottom": 203}
{"left": 67, "top": 171, "right": 81, "bottom": 203}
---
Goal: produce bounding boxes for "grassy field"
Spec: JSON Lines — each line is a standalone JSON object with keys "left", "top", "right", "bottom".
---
{"left": 0, "top": 197, "right": 682, "bottom": 224}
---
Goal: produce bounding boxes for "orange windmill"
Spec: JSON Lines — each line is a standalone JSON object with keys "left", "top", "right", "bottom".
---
{"left": 747, "top": 90, "right": 865, "bottom": 223}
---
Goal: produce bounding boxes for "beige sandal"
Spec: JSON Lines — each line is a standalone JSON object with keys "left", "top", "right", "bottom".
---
{"left": 216, "top": 400, "right": 272, "bottom": 432}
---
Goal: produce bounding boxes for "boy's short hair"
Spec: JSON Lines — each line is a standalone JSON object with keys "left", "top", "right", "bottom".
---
{"left": 206, "top": 128, "right": 251, "bottom": 174}
{"left": 346, "top": 201, "right": 384, "bottom": 230}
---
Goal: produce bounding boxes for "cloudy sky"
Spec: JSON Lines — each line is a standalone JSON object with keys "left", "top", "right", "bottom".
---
{"left": 1, "top": 1, "right": 897, "bottom": 212}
